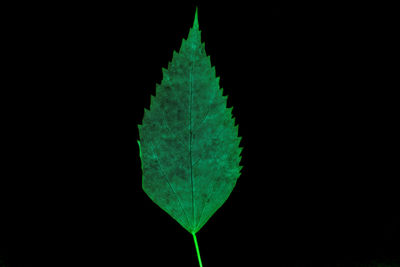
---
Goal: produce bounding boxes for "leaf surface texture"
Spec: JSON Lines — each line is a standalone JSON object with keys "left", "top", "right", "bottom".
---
{"left": 138, "top": 13, "right": 242, "bottom": 234}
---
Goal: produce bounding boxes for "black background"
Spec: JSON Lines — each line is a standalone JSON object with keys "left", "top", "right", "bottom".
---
{"left": 1, "top": 2, "right": 399, "bottom": 267}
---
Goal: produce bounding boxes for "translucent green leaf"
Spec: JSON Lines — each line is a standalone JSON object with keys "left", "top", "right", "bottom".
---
{"left": 138, "top": 9, "right": 242, "bottom": 262}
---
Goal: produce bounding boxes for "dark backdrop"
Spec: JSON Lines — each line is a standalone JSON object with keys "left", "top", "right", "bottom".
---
{"left": 1, "top": 2, "right": 398, "bottom": 267}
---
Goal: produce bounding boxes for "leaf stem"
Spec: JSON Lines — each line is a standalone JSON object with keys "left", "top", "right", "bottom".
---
{"left": 192, "top": 232, "right": 203, "bottom": 267}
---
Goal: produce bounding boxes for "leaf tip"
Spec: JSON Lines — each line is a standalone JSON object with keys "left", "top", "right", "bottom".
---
{"left": 193, "top": 6, "right": 199, "bottom": 29}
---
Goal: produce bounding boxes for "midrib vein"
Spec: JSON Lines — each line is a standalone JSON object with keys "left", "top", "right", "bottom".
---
{"left": 189, "top": 43, "right": 195, "bottom": 229}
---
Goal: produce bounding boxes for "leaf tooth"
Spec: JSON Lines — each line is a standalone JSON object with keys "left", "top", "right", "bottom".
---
{"left": 202, "top": 42, "right": 207, "bottom": 53}
{"left": 226, "top": 106, "right": 233, "bottom": 115}
{"left": 180, "top": 38, "right": 187, "bottom": 50}
{"left": 172, "top": 50, "right": 179, "bottom": 60}
{"left": 161, "top": 67, "right": 170, "bottom": 80}
{"left": 234, "top": 116, "right": 241, "bottom": 126}
{"left": 238, "top": 145, "right": 244, "bottom": 154}
{"left": 238, "top": 153, "right": 244, "bottom": 162}
{"left": 149, "top": 95, "right": 158, "bottom": 109}
{"left": 210, "top": 65, "right": 215, "bottom": 73}
{"left": 142, "top": 108, "right": 150, "bottom": 122}
{"left": 233, "top": 121, "right": 239, "bottom": 130}
{"left": 155, "top": 84, "right": 161, "bottom": 95}
{"left": 233, "top": 119, "right": 239, "bottom": 129}
{"left": 223, "top": 96, "right": 229, "bottom": 108}
{"left": 235, "top": 140, "right": 242, "bottom": 150}
{"left": 238, "top": 165, "right": 244, "bottom": 173}
{"left": 221, "top": 90, "right": 228, "bottom": 100}
{"left": 217, "top": 86, "right": 223, "bottom": 96}
{"left": 161, "top": 66, "right": 168, "bottom": 73}
{"left": 221, "top": 87, "right": 230, "bottom": 97}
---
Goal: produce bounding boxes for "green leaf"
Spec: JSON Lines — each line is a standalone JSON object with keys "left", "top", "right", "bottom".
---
{"left": 138, "top": 8, "right": 243, "bottom": 235}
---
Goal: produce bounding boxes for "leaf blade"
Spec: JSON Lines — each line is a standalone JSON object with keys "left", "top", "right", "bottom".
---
{"left": 139, "top": 11, "right": 243, "bottom": 233}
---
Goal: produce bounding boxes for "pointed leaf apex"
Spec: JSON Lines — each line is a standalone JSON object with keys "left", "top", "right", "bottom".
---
{"left": 193, "top": 7, "right": 199, "bottom": 29}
